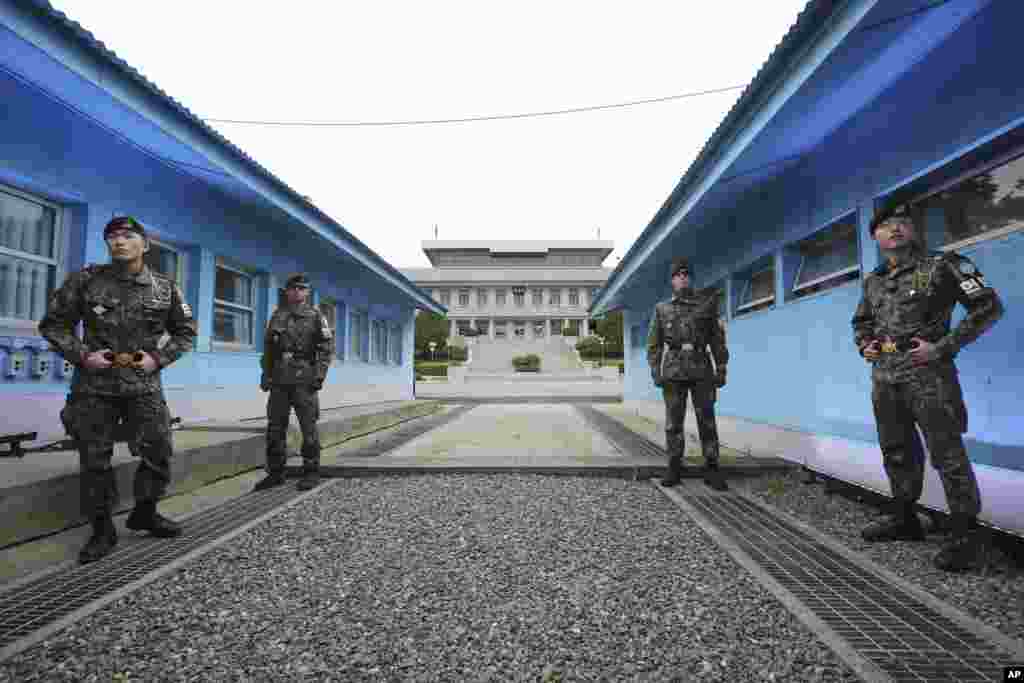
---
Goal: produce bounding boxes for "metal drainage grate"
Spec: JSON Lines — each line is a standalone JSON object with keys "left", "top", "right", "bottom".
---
{"left": 0, "top": 484, "right": 302, "bottom": 658}
{"left": 677, "top": 488, "right": 1019, "bottom": 682}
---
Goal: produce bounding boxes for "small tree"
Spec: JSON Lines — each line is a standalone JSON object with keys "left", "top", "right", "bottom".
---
{"left": 594, "top": 311, "right": 624, "bottom": 355}
{"left": 415, "top": 311, "right": 449, "bottom": 359}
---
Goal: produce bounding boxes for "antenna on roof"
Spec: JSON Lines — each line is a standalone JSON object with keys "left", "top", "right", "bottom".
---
{"left": 434, "top": 224, "right": 438, "bottom": 239}
{"left": 597, "top": 227, "right": 601, "bottom": 239}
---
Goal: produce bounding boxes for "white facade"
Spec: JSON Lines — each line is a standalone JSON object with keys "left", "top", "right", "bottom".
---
{"left": 401, "top": 241, "right": 614, "bottom": 340}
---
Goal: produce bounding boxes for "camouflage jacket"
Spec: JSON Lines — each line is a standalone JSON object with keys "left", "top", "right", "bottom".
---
{"left": 38, "top": 264, "right": 198, "bottom": 396}
{"left": 647, "top": 288, "right": 728, "bottom": 382}
{"left": 851, "top": 249, "right": 1004, "bottom": 383}
{"left": 260, "top": 304, "right": 333, "bottom": 386}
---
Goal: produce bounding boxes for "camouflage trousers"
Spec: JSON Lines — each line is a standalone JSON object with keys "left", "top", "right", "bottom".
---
{"left": 266, "top": 384, "right": 321, "bottom": 474}
{"left": 662, "top": 380, "right": 720, "bottom": 466}
{"left": 871, "top": 369, "right": 981, "bottom": 516}
{"left": 61, "top": 392, "right": 173, "bottom": 518}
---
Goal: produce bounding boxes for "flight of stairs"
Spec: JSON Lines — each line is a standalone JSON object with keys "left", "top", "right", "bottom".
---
{"left": 464, "top": 336, "right": 590, "bottom": 380}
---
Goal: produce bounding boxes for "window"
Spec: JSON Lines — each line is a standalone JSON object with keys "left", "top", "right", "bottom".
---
{"left": 494, "top": 321, "right": 507, "bottom": 338}
{"left": 495, "top": 288, "right": 506, "bottom": 306}
{"left": 458, "top": 288, "right": 470, "bottom": 307}
{"left": 439, "top": 289, "right": 451, "bottom": 306}
{"left": 319, "top": 299, "right": 337, "bottom": 357}
{"left": 549, "top": 289, "right": 561, "bottom": 306}
{"left": 0, "top": 186, "right": 61, "bottom": 322}
{"left": 734, "top": 260, "right": 775, "bottom": 317}
{"left": 590, "top": 287, "right": 600, "bottom": 305}
{"left": 532, "top": 288, "right": 543, "bottom": 306}
{"left": 391, "top": 323, "right": 403, "bottom": 364}
{"left": 334, "top": 300, "right": 347, "bottom": 359}
{"left": 512, "top": 287, "right": 525, "bottom": 307}
{"left": 475, "top": 319, "right": 489, "bottom": 336}
{"left": 456, "top": 319, "right": 472, "bottom": 336}
{"left": 916, "top": 153, "right": 1024, "bottom": 249}
{"left": 789, "top": 216, "right": 859, "bottom": 300}
{"left": 477, "top": 290, "right": 487, "bottom": 306}
{"left": 372, "top": 319, "right": 386, "bottom": 362}
{"left": 568, "top": 288, "right": 579, "bottom": 306}
{"left": 213, "top": 263, "right": 255, "bottom": 344}
{"left": 350, "top": 310, "right": 369, "bottom": 361}
{"left": 550, "top": 318, "right": 563, "bottom": 335}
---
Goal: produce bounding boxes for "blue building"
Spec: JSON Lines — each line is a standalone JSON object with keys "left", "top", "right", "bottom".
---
{"left": 591, "top": 0, "right": 1024, "bottom": 534}
{"left": 0, "top": 1, "right": 443, "bottom": 440}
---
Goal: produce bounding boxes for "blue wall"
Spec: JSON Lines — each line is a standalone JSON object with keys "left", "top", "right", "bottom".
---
{"left": 0, "top": 26, "right": 417, "bottom": 407}
{"left": 620, "top": 0, "right": 1024, "bottom": 471}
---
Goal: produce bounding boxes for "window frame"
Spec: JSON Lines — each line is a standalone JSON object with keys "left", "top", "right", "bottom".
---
{"left": 549, "top": 288, "right": 561, "bottom": 306}
{"left": 212, "top": 260, "right": 257, "bottom": 347}
{"left": 477, "top": 289, "right": 488, "bottom": 307}
{"left": 788, "top": 214, "right": 861, "bottom": 300}
{"left": 0, "top": 183, "right": 66, "bottom": 329}
{"left": 495, "top": 288, "right": 507, "bottom": 306}
{"left": 458, "top": 288, "right": 470, "bottom": 307}
{"left": 568, "top": 288, "right": 580, "bottom": 306}
{"left": 512, "top": 286, "right": 526, "bottom": 307}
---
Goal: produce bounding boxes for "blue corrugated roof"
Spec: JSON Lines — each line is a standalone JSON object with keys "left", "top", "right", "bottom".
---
{"left": 599, "top": 0, "right": 841, "bottom": 299}
{"left": 25, "top": 0, "right": 437, "bottom": 307}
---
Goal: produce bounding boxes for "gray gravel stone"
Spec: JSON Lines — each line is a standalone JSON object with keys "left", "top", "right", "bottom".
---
{"left": 735, "top": 470, "right": 1024, "bottom": 643}
{"left": 1, "top": 475, "right": 860, "bottom": 682}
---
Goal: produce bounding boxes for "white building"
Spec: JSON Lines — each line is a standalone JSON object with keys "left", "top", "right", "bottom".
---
{"left": 401, "top": 241, "right": 614, "bottom": 340}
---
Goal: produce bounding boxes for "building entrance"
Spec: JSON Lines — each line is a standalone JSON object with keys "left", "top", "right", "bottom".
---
{"left": 533, "top": 321, "right": 546, "bottom": 338}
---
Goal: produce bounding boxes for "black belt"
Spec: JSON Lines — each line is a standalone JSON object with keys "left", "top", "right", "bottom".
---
{"left": 281, "top": 352, "right": 316, "bottom": 361}
{"left": 666, "top": 342, "right": 698, "bottom": 351}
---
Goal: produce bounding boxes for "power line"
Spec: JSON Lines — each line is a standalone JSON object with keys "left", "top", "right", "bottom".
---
{"left": 200, "top": 0, "right": 963, "bottom": 130}
{"left": 201, "top": 84, "right": 747, "bottom": 129}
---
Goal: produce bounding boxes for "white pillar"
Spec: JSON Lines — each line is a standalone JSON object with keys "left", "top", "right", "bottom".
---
{"left": 450, "top": 319, "right": 456, "bottom": 338}
{"left": 489, "top": 317, "right": 495, "bottom": 339}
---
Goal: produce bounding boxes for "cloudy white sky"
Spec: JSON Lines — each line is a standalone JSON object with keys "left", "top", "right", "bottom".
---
{"left": 52, "top": 1, "right": 808, "bottom": 269}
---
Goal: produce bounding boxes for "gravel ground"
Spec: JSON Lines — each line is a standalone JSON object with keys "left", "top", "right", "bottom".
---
{"left": 0, "top": 475, "right": 859, "bottom": 682}
{"left": 735, "top": 470, "right": 1024, "bottom": 643}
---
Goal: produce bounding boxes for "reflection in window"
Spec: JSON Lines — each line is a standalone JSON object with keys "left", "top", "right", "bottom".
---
{"left": 0, "top": 187, "right": 59, "bottom": 321}
{"left": 213, "top": 265, "right": 254, "bottom": 344}
{"left": 790, "top": 217, "right": 859, "bottom": 300}
{"left": 918, "top": 153, "right": 1024, "bottom": 248}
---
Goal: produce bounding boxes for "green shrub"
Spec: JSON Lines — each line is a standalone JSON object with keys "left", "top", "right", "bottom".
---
{"left": 575, "top": 336, "right": 603, "bottom": 356}
{"left": 512, "top": 353, "right": 541, "bottom": 370}
{"left": 448, "top": 345, "right": 468, "bottom": 361}
{"left": 414, "top": 364, "right": 448, "bottom": 377}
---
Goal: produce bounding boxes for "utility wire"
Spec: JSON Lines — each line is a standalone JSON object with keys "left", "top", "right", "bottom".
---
{"left": 202, "top": 85, "right": 747, "bottom": 128}
{"left": 201, "top": 0, "right": 961, "bottom": 130}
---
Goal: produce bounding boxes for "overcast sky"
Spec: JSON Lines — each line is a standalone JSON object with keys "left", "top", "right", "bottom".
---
{"left": 52, "top": 1, "right": 807, "bottom": 269}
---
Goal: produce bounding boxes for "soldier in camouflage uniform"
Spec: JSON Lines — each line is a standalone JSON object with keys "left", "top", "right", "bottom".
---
{"left": 647, "top": 258, "right": 730, "bottom": 490}
{"left": 39, "top": 216, "right": 197, "bottom": 563}
{"left": 257, "top": 274, "right": 333, "bottom": 491}
{"left": 852, "top": 202, "right": 1004, "bottom": 571}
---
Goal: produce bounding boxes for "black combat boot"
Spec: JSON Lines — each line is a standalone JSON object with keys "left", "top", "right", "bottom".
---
{"left": 126, "top": 500, "right": 182, "bottom": 538}
{"left": 861, "top": 502, "right": 925, "bottom": 542}
{"left": 661, "top": 455, "right": 683, "bottom": 487}
{"left": 933, "top": 514, "right": 983, "bottom": 572}
{"left": 253, "top": 472, "right": 286, "bottom": 491}
{"left": 79, "top": 514, "right": 117, "bottom": 564}
{"left": 703, "top": 462, "right": 728, "bottom": 491}
{"left": 297, "top": 468, "right": 321, "bottom": 491}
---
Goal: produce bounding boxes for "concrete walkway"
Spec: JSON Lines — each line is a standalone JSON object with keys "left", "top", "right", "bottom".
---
{"left": 0, "top": 399, "right": 779, "bottom": 588}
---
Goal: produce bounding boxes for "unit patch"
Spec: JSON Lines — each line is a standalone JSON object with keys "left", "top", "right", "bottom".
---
{"left": 181, "top": 302, "right": 193, "bottom": 317}
{"left": 320, "top": 315, "right": 333, "bottom": 339}
{"left": 960, "top": 278, "right": 985, "bottom": 294}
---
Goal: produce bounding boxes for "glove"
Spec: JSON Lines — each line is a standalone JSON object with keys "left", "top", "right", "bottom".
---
{"left": 260, "top": 376, "right": 270, "bottom": 392}
{"left": 311, "top": 380, "right": 324, "bottom": 392}
{"left": 714, "top": 367, "right": 727, "bottom": 388}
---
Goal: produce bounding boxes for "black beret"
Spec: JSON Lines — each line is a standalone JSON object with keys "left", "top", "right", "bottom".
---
{"left": 870, "top": 201, "right": 914, "bottom": 235}
{"left": 285, "top": 273, "right": 311, "bottom": 289}
{"left": 670, "top": 258, "right": 691, "bottom": 276}
{"left": 103, "top": 216, "right": 146, "bottom": 239}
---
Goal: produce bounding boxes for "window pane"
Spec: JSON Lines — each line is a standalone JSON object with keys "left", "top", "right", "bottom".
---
{"left": 921, "top": 154, "right": 1024, "bottom": 246}
{"left": 213, "top": 305, "right": 252, "bottom": 343}
{"left": 0, "top": 190, "right": 56, "bottom": 259}
{"left": 795, "top": 220, "right": 858, "bottom": 288}
{"left": 145, "top": 243, "right": 180, "bottom": 283}
{"left": 0, "top": 254, "right": 53, "bottom": 320}
{"left": 215, "top": 267, "right": 253, "bottom": 307}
